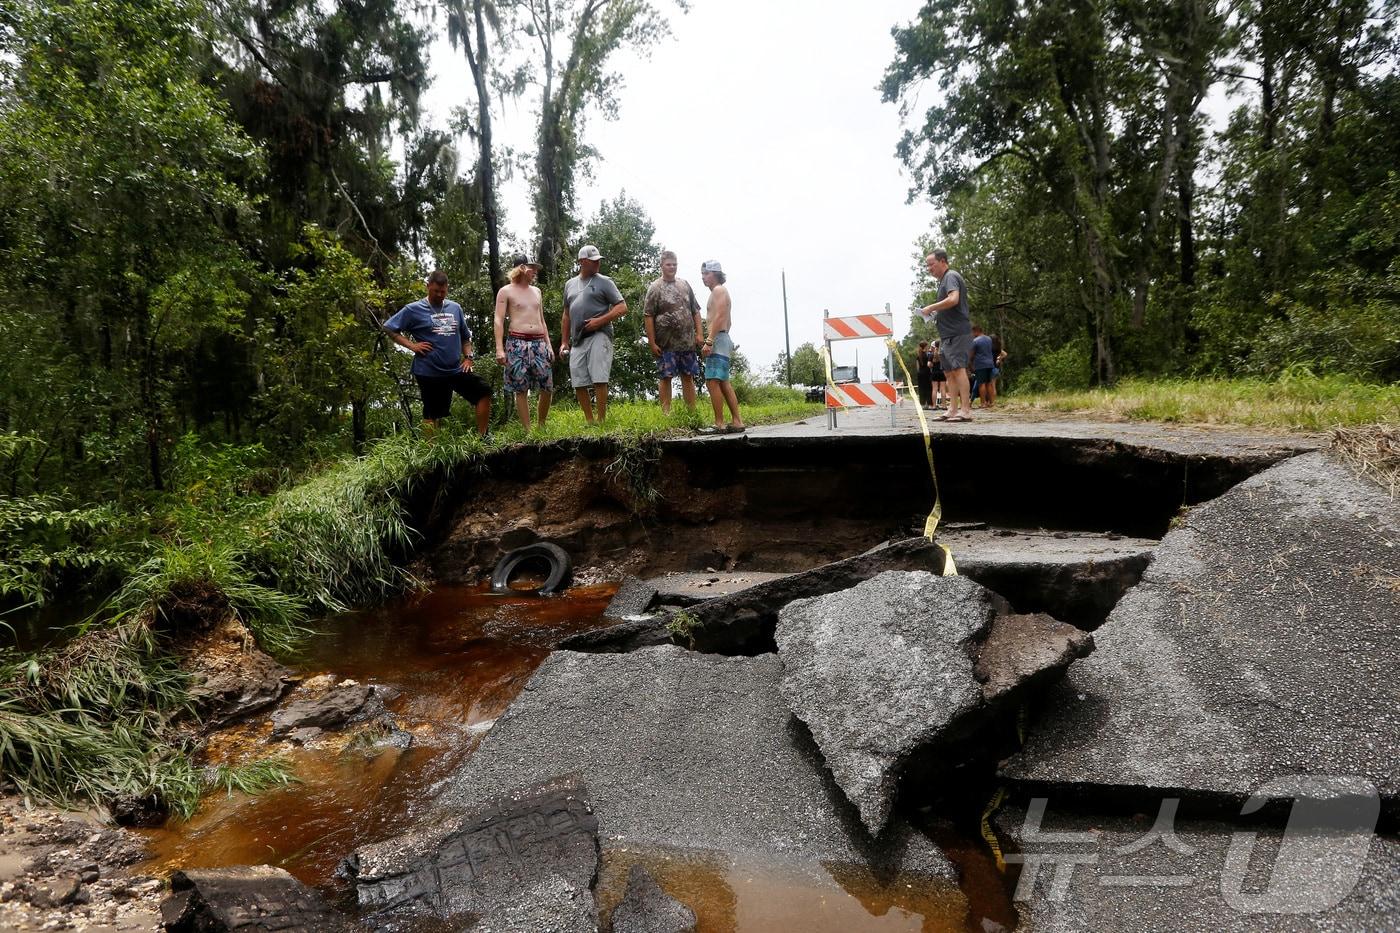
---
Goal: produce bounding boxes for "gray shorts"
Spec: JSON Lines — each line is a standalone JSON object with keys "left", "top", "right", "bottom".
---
{"left": 938, "top": 332, "right": 973, "bottom": 371}
{"left": 569, "top": 332, "right": 614, "bottom": 387}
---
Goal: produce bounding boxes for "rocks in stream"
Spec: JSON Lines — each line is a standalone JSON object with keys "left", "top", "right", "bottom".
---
{"left": 160, "top": 865, "right": 356, "bottom": 932}
{"left": 268, "top": 680, "right": 396, "bottom": 741}
{"left": 1002, "top": 452, "right": 1400, "bottom": 813}
{"left": 775, "top": 571, "right": 1092, "bottom": 836}
{"left": 609, "top": 865, "right": 696, "bottom": 933}
{"left": 346, "top": 774, "right": 599, "bottom": 932}
{"left": 180, "top": 616, "right": 295, "bottom": 728}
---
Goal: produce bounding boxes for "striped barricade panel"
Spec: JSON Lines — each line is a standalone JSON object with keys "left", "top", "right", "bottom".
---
{"left": 826, "top": 382, "right": 899, "bottom": 408}
{"left": 823, "top": 313, "right": 893, "bottom": 341}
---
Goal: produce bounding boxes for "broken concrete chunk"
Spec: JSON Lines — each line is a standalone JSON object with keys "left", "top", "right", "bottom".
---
{"left": 1003, "top": 452, "right": 1400, "bottom": 812}
{"left": 347, "top": 774, "right": 599, "bottom": 930}
{"left": 385, "top": 646, "right": 956, "bottom": 894}
{"left": 563, "top": 536, "right": 943, "bottom": 654}
{"left": 975, "top": 612, "right": 1093, "bottom": 703}
{"left": 610, "top": 864, "right": 696, "bottom": 933}
{"left": 776, "top": 572, "right": 1003, "bottom": 837}
{"left": 160, "top": 865, "right": 355, "bottom": 932}
{"left": 603, "top": 575, "right": 659, "bottom": 621}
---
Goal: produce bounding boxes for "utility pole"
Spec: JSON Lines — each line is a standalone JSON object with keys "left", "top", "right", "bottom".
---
{"left": 781, "top": 269, "right": 792, "bottom": 387}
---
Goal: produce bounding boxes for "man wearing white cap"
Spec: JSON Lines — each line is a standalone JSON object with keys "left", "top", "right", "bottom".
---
{"left": 560, "top": 244, "right": 628, "bottom": 424}
{"left": 699, "top": 260, "right": 744, "bottom": 434}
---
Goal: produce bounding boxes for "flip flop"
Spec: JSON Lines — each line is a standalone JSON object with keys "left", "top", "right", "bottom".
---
{"left": 935, "top": 414, "right": 953, "bottom": 421}
{"left": 950, "top": 415, "right": 973, "bottom": 423}
{"left": 698, "top": 426, "right": 724, "bottom": 435}
{"left": 724, "top": 424, "right": 747, "bottom": 434}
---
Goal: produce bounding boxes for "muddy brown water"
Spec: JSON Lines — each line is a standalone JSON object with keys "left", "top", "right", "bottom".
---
{"left": 142, "top": 582, "right": 1018, "bottom": 932}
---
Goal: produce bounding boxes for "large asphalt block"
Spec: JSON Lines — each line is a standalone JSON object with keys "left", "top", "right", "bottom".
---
{"left": 777, "top": 571, "right": 1089, "bottom": 837}
{"left": 995, "top": 794, "right": 1398, "bottom": 932}
{"left": 386, "top": 646, "right": 958, "bottom": 893}
{"left": 1002, "top": 452, "right": 1400, "bottom": 810}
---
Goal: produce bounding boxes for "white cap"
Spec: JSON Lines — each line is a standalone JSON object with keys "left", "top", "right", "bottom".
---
{"left": 577, "top": 244, "right": 603, "bottom": 261}
{"left": 701, "top": 260, "right": 723, "bottom": 274}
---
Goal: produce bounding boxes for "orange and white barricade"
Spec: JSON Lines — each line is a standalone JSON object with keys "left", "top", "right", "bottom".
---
{"left": 826, "top": 382, "right": 898, "bottom": 408}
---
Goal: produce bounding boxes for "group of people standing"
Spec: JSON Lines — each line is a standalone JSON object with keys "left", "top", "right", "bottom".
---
{"left": 383, "top": 246, "right": 743, "bottom": 437}
{"left": 914, "top": 250, "right": 1006, "bottom": 421}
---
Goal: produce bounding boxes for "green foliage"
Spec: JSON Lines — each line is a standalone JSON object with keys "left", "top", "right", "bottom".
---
{"left": 1011, "top": 375, "right": 1400, "bottom": 431}
{"left": 0, "top": 622, "right": 201, "bottom": 817}
{"left": 665, "top": 608, "right": 701, "bottom": 648}
{"left": 209, "top": 755, "right": 300, "bottom": 798}
{"left": 771, "top": 343, "right": 825, "bottom": 387}
{"left": 0, "top": 494, "right": 145, "bottom": 609}
{"left": 1017, "top": 338, "right": 1093, "bottom": 394}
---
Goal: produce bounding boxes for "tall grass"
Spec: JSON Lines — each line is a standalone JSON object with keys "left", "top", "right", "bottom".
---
{"left": 1007, "top": 374, "right": 1400, "bottom": 430}
{"left": 0, "top": 621, "right": 203, "bottom": 817}
{"left": 1, "top": 399, "right": 820, "bottom": 814}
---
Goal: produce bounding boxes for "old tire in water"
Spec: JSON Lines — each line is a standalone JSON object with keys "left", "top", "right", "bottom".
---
{"left": 490, "top": 542, "right": 572, "bottom": 596}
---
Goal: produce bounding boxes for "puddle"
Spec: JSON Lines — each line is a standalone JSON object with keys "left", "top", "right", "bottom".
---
{"left": 141, "top": 581, "right": 1020, "bottom": 932}
{"left": 596, "top": 847, "right": 972, "bottom": 932}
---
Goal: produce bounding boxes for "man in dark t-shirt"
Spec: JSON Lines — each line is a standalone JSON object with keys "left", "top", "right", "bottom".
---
{"left": 917, "top": 249, "right": 974, "bottom": 422}
{"left": 384, "top": 270, "right": 492, "bottom": 436}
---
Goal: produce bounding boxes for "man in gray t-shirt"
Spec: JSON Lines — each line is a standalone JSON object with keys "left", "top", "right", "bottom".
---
{"left": 917, "top": 249, "right": 975, "bottom": 421}
{"left": 560, "top": 244, "right": 628, "bottom": 424}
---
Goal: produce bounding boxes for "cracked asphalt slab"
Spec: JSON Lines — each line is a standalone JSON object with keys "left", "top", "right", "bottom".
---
{"left": 995, "top": 799, "right": 1400, "bottom": 932}
{"left": 1002, "top": 451, "right": 1400, "bottom": 810}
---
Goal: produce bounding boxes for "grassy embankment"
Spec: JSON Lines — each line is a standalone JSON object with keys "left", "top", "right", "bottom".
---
{"left": 1004, "top": 374, "right": 1400, "bottom": 431}
{"left": 0, "top": 398, "right": 820, "bottom": 817}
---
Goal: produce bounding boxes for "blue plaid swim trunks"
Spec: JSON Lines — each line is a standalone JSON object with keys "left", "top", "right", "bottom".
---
{"left": 657, "top": 349, "right": 701, "bottom": 379}
{"left": 504, "top": 335, "right": 554, "bottom": 393}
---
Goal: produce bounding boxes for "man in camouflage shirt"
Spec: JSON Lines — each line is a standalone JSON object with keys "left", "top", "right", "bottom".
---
{"left": 643, "top": 250, "right": 705, "bottom": 415}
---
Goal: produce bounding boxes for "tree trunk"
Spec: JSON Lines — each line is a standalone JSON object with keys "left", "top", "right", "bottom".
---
{"left": 466, "top": 1, "right": 502, "bottom": 292}
{"left": 351, "top": 397, "right": 367, "bottom": 455}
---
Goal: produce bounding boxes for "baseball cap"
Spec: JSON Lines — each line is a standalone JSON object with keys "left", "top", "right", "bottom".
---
{"left": 577, "top": 245, "right": 603, "bottom": 261}
{"left": 701, "top": 260, "right": 723, "bottom": 274}
{"left": 510, "top": 252, "right": 541, "bottom": 270}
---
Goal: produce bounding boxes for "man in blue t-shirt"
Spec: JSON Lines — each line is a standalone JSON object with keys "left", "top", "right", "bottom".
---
{"left": 384, "top": 270, "right": 492, "bottom": 436}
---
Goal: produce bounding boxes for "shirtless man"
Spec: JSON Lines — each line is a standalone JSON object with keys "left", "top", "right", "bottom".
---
{"left": 493, "top": 252, "right": 554, "bottom": 431}
{"left": 699, "top": 260, "right": 744, "bottom": 434}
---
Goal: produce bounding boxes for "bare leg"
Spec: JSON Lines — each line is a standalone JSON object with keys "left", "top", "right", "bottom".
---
{"left": 721, "top": 381, "right": 743, "bottom": 427}
{"left": 658, "top": 379, "right": 672, "bottom": 415}
{"left": 537, "top": 390, "right": 552, "bottom": 426}
{"left": 514, "top": 391, "right": 532, "bottom": 431}
{"left": 475, "top": 398, "right": 491, "bottom": 435}
{"left": 706, "top": 379, "right": 725, "bottom": 427}
{"left": 987, "top": 379, "right": 997, "bottom": 408}
{"left": 945, "top": 368, "right": 972, "bottom": 418}
{"left": 594, "top": 383, "right": 609, "bottom": 422}
{"left": 679, "top": 374, "right": 697, "bottom": 411}
{"left": 575, "top": 387, "right": 595, "bottom": 424}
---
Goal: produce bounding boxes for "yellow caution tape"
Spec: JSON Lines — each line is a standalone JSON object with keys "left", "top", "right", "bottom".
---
{"left": 886, "top": 339, "right": 957, "bottom": 576}
{"left": 819, "top": 345, "right": 851, "bottom": 410}
{"left": 980, "top": 786, "right": 1008, "bottom": 872}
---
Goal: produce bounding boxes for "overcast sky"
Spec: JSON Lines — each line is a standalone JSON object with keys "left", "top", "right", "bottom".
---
{"left": 420, "top": 0, "right": 933, "bottom": 379}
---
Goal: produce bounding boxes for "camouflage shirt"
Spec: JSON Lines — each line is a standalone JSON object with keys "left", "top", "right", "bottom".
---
{"left": 643, "top": 277, "right": 701, "bottom": 352}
